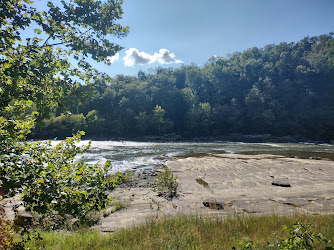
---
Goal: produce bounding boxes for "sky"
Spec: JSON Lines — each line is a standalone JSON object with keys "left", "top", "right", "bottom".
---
{"left": 32, "top": 0, "right": 334, "bottom": 77}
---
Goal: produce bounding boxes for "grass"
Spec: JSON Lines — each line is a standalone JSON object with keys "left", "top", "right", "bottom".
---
{"left": 103, "top": 201, "right": 128, "bottom": 217}
{"left": 26, "top": 214, "right": 334, "bottom": 249}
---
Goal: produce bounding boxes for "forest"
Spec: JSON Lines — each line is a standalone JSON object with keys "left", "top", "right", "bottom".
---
{"left": 32, "top": 33, "right": 334, "bottom": 141}
{"left": 1, "top": 1, "right": 334, "bottom": 248}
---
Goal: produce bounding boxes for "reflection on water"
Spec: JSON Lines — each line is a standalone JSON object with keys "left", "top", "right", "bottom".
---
{"left": 70, "top": 141, "right": 334, "bottom": 174}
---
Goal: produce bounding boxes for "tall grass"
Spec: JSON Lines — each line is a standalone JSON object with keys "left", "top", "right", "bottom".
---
{"left": 27, "top": 214, "right": 334, "bottom": 249}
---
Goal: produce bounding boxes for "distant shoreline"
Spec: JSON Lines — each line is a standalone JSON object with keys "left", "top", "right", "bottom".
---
{"left": 76, "top": 134, "right": 333, "bottom": 145}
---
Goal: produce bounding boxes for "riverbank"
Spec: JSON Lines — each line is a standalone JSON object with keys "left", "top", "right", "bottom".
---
{"left": 95, "top": 153, "right": 334, "bottom": 232}
{"left": 32, "top": 133, "right": 333, "bottom": 144}
{"left": 2, "top": 153, "right": 334, "bottom": 232}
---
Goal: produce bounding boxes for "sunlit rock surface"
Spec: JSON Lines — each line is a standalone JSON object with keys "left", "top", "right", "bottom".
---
{"left": 96, "top": 154, "right": 334, "bottom": 232}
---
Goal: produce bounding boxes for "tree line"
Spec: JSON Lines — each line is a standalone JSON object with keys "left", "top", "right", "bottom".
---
{"left": 32, "top": 34, "right": 334, "bottom": 141}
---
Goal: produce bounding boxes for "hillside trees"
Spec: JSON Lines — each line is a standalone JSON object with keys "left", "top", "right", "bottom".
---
{"left": 0, "top": 0, "right": 128, "bottom": 221}
{"left": 32, "top": 33, "right": 334, "bottom": 141}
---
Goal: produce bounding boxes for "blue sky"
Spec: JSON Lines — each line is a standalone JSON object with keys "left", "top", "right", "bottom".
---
{"left": 99, "top": 0, "right": 334, "bottom": 77}
{"left": 30, "top": 0, "right": 334, "bottom": 77}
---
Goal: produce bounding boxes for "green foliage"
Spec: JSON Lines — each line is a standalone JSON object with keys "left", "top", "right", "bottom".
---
{"left": 0, "top": 0, "right": 128, "bottom": 227}
{"left": 1, "top": 0, "right": 128, "bottom": 140}
{"left": 33, "top": 33, "right": 334, "bottom": 141}
{"left": 121, "top": 170, "right": 136, "bottom": 183}
{"left": 154, "top": 166, "right": 178, "bottom": 199}
{"left": 35, "top": 113, "right": 87, "bottom": 139}
{"left": 152, "top": 105, "right": 165, "bottom": 135}
{"left": 24, "top": 215, "right": 334, "bottom": 250}
{"left": 234, "top": 238, "right": 254, "bottom": 250}
{"left": 4, "top": 132, "right": 122, "bottom": 222}
{"left": 0, "top": 203, "right": 14, "bottom": 249}
{"left": 269, "top": 220, "right": 332, "bottom": 249}
{"left": 233, "top": 220, "right": 333, "bottom": 249}
{"left": 1, "top": 133, "right": 110, "bottom": 221}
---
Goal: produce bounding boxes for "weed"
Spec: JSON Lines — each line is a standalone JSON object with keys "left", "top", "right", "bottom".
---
{"left": 154, "top": 166, "right": 178, "bottom": 199}
{"left": 121, "top": 170, "right": 136, "bottom": 183}
{"left": 103, "top": 201, "right": 127, "bottom": 217}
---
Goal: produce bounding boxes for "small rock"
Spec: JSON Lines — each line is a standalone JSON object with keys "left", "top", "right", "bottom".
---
{"left": 70, "top": 218, "right": 80, "bottom": 227}
{"left": 14, "top": 211, "right": 33, "bottom": 227}
{"left": 309, "top": 156, "right": 322, "bottom": 160}
{"left": 203, "top": 200, "right": 223, "bottom": 210}
{"left": 272, "top": 179, "right": 291, "bottom": 187}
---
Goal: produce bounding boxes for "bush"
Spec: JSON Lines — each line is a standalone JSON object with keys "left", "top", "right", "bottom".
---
{"left": 233, "top": 220, "right": 333, "bottom": 250}
{"left": 1, "top": 132, "right": 122, "bottom": 224}
{"left": 121, "top": 170, "right": 136, "bottom": 183}
{"left": 154, "top": 166, "right": 178, "bottom": 199}
{"left": 0, "top": 202, "right": 14, "bottom": 250}
{"left": 270, "top": 220, "right": 332, "bottom": 249}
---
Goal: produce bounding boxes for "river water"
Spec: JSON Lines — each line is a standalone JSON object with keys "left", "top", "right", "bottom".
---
{"left": 73, "top": 141, "right": 334, "bottom": 174}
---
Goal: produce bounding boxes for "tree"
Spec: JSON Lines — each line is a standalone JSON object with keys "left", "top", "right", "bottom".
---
{"left": 0, "top": 0, "right": 128, "bottom": 221}
{"left": 152, "top": 105, "right": 165, "bottom": 135}
{"left": 137, "top": 69, "right": 147, "bottom": 81}
{"left": 86, "top": 109, "right": 105, "bottom": 136}
{"left": 136, "top": 112, "right": 149, "bottom": 136}
{"left": 1, "top": 0, "right": 128, "bottom": 116}
{"left": 23, "top": 33, "right": 334, "bottom": 141}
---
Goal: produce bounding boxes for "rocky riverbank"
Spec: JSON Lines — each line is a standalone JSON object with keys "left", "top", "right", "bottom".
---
{"left": 2, "top": 153, "right": 334, "bottom": 232}
{"left": 95, "top": 153, "right": 334, "bottom": 232}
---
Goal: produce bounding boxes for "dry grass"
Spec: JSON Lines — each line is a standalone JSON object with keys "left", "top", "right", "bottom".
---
{"left": 26, "top": 213, "right": 334, "bottom": 249}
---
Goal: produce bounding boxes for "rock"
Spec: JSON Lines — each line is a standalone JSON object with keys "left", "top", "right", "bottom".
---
{"left": 309, "top": 156, "right": 322, "bottom": 160}
{"left": 70, "top": 218, "right": 80, "bottom": 227}
{"left": 14, "top": 211, "right": 33, "bottom": 227}
{"left": 272, "top": 179, "right": 291, "bottom": 187}
{"left": 203, "top": 200, "right": 223, "bottom": 210}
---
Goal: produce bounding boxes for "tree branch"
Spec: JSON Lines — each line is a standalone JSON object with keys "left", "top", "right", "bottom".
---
{"left": 40, "top": 42, "right": 65, "bottom": 48}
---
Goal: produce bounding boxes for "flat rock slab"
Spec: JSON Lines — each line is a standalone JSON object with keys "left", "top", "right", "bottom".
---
{"left": 93, "top": 154, "right": 334, "bottom": 231}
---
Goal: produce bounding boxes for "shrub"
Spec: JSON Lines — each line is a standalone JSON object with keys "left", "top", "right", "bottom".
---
{"left": 233, "top": 220, "right": 333, "bottom": 249}
{"left": 154, "top": 166, "right": 178, "bottom": 199}
{"left": 0, "top": 132, "right": 122, "bottom": 224}
{"left": 270, "top": 220, "right": 332, "bottom": 249}
{"left": 0, "top": 202, "right": 14, "bottom": 250}
{"left": 121, "top": 170, "right": 136, "bottom": 183}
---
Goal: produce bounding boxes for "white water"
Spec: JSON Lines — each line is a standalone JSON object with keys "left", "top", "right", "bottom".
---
{"left": 70, "top": 141, "right": 334, "bottom": 174}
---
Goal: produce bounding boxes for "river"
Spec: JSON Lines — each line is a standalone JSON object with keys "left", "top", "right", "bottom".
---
{"left": 72, "top": 141, "right": 334, "bottom": 174}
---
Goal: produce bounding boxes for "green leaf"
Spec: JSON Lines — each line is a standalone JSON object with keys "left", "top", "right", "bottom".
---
{"left": 34, "top": 28, "right": 42, "bottom": 34}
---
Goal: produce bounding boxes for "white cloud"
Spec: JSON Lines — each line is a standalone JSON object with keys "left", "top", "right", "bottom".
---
{"left": 123, "top": 48, "right": 182, "bottom": 67}
{"left": 107, "top": 53, "right": 120, "bottom": 64}
{"left": 154, "top": 49, "right": 183, "bottom": 64}
{"left": 123, "top": 48, "right": 155, "bottom": 67}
